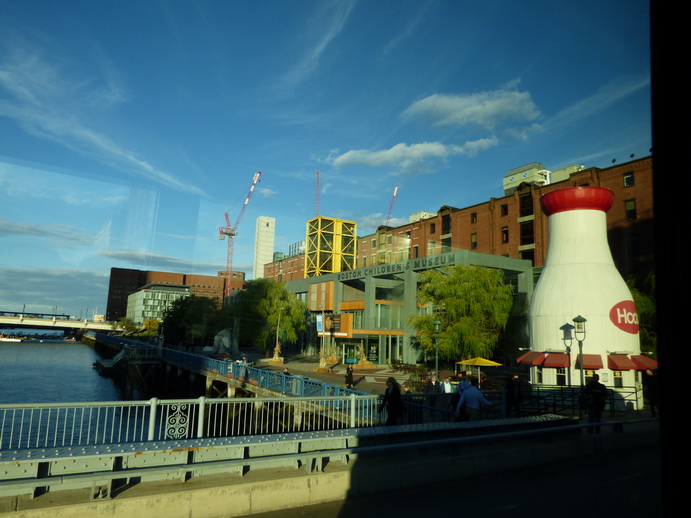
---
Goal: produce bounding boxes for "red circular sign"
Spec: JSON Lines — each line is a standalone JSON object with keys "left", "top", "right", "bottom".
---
{"left": 609, "top": 300, "right": 639, "bottom": 334}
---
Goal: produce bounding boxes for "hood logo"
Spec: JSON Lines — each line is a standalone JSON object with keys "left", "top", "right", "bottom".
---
{"left": 610, "top": 301, "right": 639, "bottom": 334}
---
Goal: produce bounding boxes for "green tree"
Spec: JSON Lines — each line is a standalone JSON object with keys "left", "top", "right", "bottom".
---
{"left": 628, "top": 272, "right": 656, "bottom": 357}
{"left": 162, "top": 296, "right": 221, "bottom": 347}
{"left": 409, "top": 264, "right": 514, "bottom": 360}
{"left": 257, "top": 279, "right": 308, "bottom": 355}
{"left": 225, "top": 278, "right": 307, "bottom": 355}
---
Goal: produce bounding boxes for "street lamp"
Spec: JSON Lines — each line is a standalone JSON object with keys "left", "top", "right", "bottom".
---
{"left": 572, "top": 315, "right": 587, "bottom": 387}
{"left": 560, "top": 322, "right": 574, "bottom": 387}
{"left": 433, "top": 320, "right": 442, "bottom": 380}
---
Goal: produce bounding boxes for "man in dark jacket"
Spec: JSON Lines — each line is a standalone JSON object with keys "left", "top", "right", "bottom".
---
{"left": 584, "top": 374, "right": 607, "bottom": 433}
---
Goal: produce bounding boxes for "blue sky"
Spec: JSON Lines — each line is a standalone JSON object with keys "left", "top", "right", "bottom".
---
{"left": 0, "top": 0, "right": 651, "bottom": 319}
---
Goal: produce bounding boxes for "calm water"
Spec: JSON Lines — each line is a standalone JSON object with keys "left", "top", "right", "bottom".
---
{"left": 0, "top": 340, "right": 125, "bottom": 404}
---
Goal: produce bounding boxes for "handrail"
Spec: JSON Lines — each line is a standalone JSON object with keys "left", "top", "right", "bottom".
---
{"left": 0, "top": 395, "right": 386, "bottom": 451}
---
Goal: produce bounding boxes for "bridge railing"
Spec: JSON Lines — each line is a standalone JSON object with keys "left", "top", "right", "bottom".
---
{"left": 162, "top": 349, "right": 362, "bottom": 398}
{"left": 0, "top": 395, "right": 387, "bottom": 451}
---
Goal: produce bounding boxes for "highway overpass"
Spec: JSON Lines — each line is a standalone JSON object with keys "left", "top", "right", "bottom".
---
{"left": 0, "top": 314, "right": 112, "bottom": 332}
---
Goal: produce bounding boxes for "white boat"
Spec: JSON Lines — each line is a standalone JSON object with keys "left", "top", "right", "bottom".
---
{"left": 0, "top": 336, "right": 23, "bottom": 342}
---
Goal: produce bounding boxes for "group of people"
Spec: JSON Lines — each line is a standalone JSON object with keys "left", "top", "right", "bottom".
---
{"left": 378, "top": 371, "right": 496, "bottom": 426}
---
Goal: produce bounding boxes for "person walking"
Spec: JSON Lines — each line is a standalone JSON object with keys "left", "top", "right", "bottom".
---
{"left": 379, "top": 377, "right": 404, "bottom": 426}
{"left": 345, "top": 364, "right": 354, "bottom": 389}
{"left": 454, "top": 371, "right": 471, "bottom": 421}
{"left": 455, "top": 377, "right": 492, "bottom": 421}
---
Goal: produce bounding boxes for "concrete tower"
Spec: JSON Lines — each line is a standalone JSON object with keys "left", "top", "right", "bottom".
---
{"left": 253, "top": 216, "right": 275, "bottom": 279}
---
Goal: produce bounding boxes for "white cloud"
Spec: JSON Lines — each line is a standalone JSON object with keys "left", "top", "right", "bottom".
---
{"left": 330, "top": 138, "right": 499, "bottom": 175}
{"left": 402, "top": 87, "right": 541, "bottom": 130}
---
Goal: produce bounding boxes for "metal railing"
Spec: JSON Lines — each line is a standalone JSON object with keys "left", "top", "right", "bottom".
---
{"left": 0, "top": 395, "right": 387, "bottom": 450}
{"left": 0, "top": 389, "right": 516, "bottom": 451}
{"left": 526, "top": 384, "right": 643, "bottom": 416}
{"left": 163, "top": 349, "right": 363, "bottom": 398}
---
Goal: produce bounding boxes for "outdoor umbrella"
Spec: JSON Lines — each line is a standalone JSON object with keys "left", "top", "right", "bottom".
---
{"left": 456, "top": 357, "right": 502, "bottom": 381}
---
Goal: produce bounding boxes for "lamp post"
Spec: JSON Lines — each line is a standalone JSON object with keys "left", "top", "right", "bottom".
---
{"left": 433, "top": 320, "right": 442, "bottom": 380}
{"left": 573, "top": 315, "right": 587, "bottom": 387}
{"left": 560, "top": 322, "right": 574, "bottom": 388}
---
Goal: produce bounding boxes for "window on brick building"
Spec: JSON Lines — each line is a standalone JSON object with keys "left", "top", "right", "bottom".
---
{"left": 623, "top": 172, "right": 635, "bottom": 187}
{"left": 502, "top": 226, "right": 509, "bottom": 243}
{"left": 519, "top": 192, "right": 533, "bottom": 217}
{"left": 501, "top": 204, "right": 508, "bottom": 216}
{"left": 470, "top": 233, "right": 477, "bottom": 249}
{"left": 442, "top": 213, "right": 451, "bottom": 234}
{"left": 520, "top": 221, "right": 534, "bottom": 246}
{"left": 430, "top": 222, "right": 436, "bottom": 234}
{"left": 625, "top": 199, "right": 637, "bottom": 220}
{"left": 470, "top": 212, "right": 477, "bottom": 223}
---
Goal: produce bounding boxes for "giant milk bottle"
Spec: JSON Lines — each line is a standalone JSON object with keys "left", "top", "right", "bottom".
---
{"left": 528, "top": 187, "right": 640, "bottom": 388}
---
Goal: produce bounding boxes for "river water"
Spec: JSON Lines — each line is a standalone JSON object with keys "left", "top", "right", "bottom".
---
{"left": 0, "top": 340, "right": 125, "bottom": 404}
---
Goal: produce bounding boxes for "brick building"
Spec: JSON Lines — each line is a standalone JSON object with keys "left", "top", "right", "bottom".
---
{"left": 265, "top": 156, "right": 653, "bottom": 283}
{"left": 105, "top": 267, "right": 228, "bottom": 322}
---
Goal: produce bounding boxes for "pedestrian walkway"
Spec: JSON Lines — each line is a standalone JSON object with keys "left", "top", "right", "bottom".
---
{"left": 255, "top": 352, "right": 409, "bottom": 395}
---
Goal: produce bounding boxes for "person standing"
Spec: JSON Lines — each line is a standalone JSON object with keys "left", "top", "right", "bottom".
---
{"left": 505, "top": 375, "right": 523, "bottom": 417}
{"left": 455, "top": 377, "right": 492, "bottom": 421}
{"left": 642, "top": 369, "right": 658, "bottom": 417}
{"left": 584, "top": 373, "right": 607, "bottom": 433}
{"left": 379, "top": 377, "right": 404, "bottom": 426}
{"left": 441, "top": 376, "right": 454, "bottom": 394}
{"left": 424, "top": 375, "right": 442, "bottom": 393}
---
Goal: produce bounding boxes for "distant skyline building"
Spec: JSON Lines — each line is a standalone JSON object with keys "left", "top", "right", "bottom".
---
{"left": 288, "top": 240, "right": 305, "bottom": 257}
{"left": 253, "top": 216, "right": 275, "bottom": 279}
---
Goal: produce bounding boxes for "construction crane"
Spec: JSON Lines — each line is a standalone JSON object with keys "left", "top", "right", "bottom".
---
{"left": 219, "top": 171, "right": 262, "bottom": 298}
{"left": 385, "top": 184, "right": 399, "bottom": 226}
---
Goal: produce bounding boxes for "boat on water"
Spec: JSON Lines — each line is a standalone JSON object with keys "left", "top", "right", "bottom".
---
{"left": 0, "top": 336, "right": 24, "bottom": 342}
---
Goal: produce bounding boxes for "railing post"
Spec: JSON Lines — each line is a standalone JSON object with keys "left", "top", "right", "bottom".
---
{"left": 350, "top": 394, "right": 357, "bottom": 428}
{"left": 197, "top": 396, "right": 207, "bottom": 438}
{"left": 148, "top": 398, "right": 159, "bottom": 441}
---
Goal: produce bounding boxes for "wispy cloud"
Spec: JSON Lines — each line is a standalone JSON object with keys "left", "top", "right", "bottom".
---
{"left": 278, "top": 0, "right": 357, "bottom": 88}
{"left": 547, "top": 75, "right": 650, "bottom": 131}
{"left": 0, "top": 219, "right": 95, "bottom": 248}
{"left": 98, "top": 248, "right": 222, "bottom": 274}
{"left": 0, "top": 39, "right": 207, "bottom": 196}
{"left": 0, "top": 162, "right": 128, "bottom": 208}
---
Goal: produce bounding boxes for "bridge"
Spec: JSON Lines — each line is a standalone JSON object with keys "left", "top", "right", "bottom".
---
{"left": 0, "top": 334, "right": 661, "bottom": 517}
{"left": 0, "top": 312, "right": 113, "bottom": 332}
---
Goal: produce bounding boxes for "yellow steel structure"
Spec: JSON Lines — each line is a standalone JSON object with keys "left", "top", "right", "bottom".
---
{"left": 304, "top": 216, "right": 357, "bottom": 278}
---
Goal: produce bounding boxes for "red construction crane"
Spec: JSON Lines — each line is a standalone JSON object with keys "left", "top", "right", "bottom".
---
{"left": 219, "top": 171, "right": 262, "bottom": 298}
{"left": 385, "top": 184, "right": 399, "bottom": 226}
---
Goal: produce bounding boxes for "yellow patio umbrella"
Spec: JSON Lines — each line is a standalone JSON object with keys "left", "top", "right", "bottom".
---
{"left": 456, "top": 357, "right": 502, "bottom": 381}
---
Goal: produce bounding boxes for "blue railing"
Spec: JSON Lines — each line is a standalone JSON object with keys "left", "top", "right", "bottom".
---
{"left": 162, "top": 349, "right": 363, "bottom": 398}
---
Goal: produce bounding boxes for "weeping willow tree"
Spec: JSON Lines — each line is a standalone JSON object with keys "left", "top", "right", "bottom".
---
{"left": 256, "top": 279, "right": 308, "bottom": 355}
{"left": 409, "top": 264, "right": 514, "bottom": 361}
